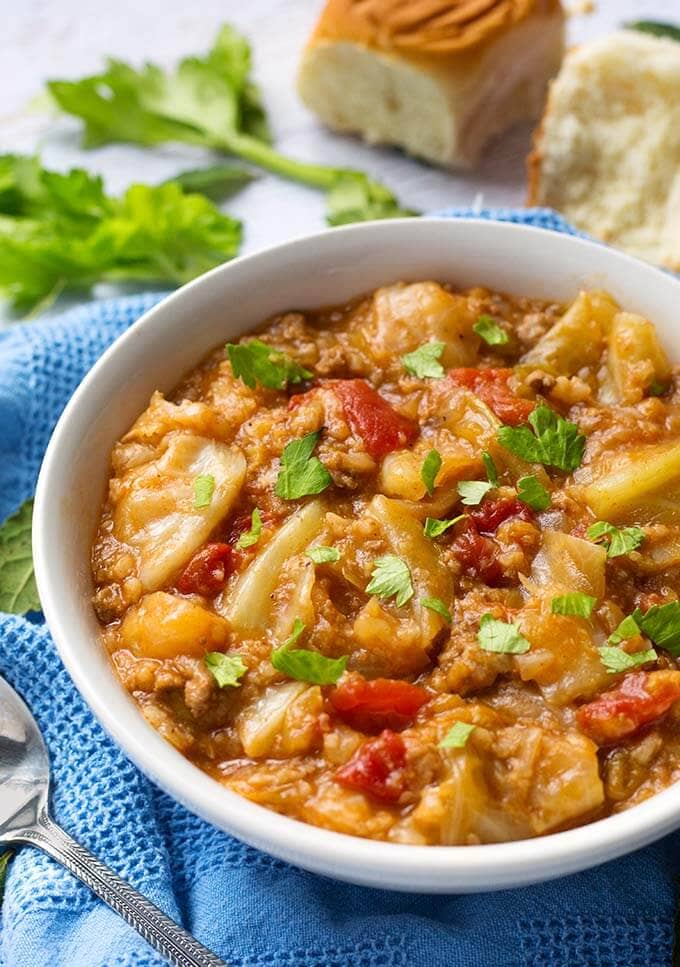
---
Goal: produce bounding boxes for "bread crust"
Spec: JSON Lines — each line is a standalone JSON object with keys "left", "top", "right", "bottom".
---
{"left": 309, "top": 0, "right": 562, "bottom": 59}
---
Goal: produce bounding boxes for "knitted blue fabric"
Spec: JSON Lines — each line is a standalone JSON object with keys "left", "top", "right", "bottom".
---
{"left": 0, "top": 208, "right": 677, "bottom": 967}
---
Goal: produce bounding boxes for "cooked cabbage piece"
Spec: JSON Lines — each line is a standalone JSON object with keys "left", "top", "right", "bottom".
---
{"left": 220, "top": 500, "right": 326, "bottom": 633}
{"left": 579, "top": 441, "right": 680, "bottom": 524}
{"left": 113, "top": 432, "right": 246, "bottom": 591}
{"left": 530, "top": 531, "right": 606, "bottom": 599}
{"left": 521, "top": 290, "right": 618, "bottom": 375}
{"left": 120, "top": 591, "right": 230, "bottom": 658}
{"left": 604, "top": 312, "right": 672, "bottom": 405}
{"left": 238, "top": 681, "right": 322, "bottom": 757}
{"left": 351, "top": 282, "right": 480, "bottom": 368}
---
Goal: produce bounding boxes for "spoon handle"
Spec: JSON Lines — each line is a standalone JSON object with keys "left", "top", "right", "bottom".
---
{"left": 17, "top": 815, "right": 227, "bottom": 967}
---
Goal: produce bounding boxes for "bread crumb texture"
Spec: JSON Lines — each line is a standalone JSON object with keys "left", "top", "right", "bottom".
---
{"left": 529, "top": 31, "right": 680, "bottom": 270}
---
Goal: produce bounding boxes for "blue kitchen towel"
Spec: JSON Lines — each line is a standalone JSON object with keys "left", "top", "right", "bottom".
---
{"left": 0, "top": 208, "right": 678, "bottom": 967}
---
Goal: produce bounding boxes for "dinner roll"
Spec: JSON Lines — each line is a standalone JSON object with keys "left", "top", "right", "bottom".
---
{"left": 528, "top": 30, "right": 680, "bottom": 271}
{"left": 297, "top": 0, "right": 565, "bottom": 169}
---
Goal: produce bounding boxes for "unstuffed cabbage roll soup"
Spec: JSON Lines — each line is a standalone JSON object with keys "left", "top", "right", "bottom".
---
{"left": 91, "top": 280, "right": 680, "bottom": 845}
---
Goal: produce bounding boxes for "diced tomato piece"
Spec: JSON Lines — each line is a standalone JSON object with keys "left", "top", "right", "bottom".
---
{"left": 331, "top": 379, "right": 418, "bottom": 459}
{"left": 335, "top": 729, "right": 408, "bottom": 802}
{"left": 452, "top": 524, "right": 504, "bottom": 586}
{"left": 330, "top": 677, "right": 429, "bottom": 733}
{"left": 470, "top": 496, "right": 534, "bottom": 535}
{"left": 176, "top": 543, "right": 234, "bottom": 596}
{"left": 448, "top": 368, "right": 534, "bottom": 426}
{"left": 577, "top": 671, "right": 680, "bottom": 745}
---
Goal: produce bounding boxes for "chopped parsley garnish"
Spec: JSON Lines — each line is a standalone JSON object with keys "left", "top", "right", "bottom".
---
{"left": 497, "top": 404, "right": 586, "bottom": 472}
{"left": 551, "top": 593, "right": 596, "bottom": 621}
{"left": 306, "top": 545, "right": 340, "bottom": 564}
{"left": 625, "top": 20, "right": 680, "bottom": 41}
{"left": 366, "top": 555, "right": 414, "bottom": 607}
{"left": 275, "top": 430, "right": 332, "bottom": 500}
{"left": 0, "top": 499, "right": 40, "bottom": 615}
{"left": 227, "top": 339, "right": 312, "bottom": 390}
{"left": 473, "top": 315, "right": 509, "bottom": 346}
{"left": 439, "top": 721, "right": 476, "bottom": 749}
{"left": 423, "top": 515, "right": 466, "bottom": 538}
{"left": 421, "top": 449, "right": 442, "bottom": 496}
{"left": 422, "top": 596, "right": 452, "bottom": 624}
{"left": 608, "top": 614, "right": 641, "bottom": 646}
{"left": 204, "top": 652, "right": 248, "bottom": 687}
{"left": 587, "top": 521, "right": 645, "bottom": 558}
{"left": 598, "top": 646, "right": 657, "bottom": 674}
{"left": 235, "top": 508, "right": 262, "bottom": 549}
{"left": 402, "top": 341, "right": 445, "bottom": 379}
{"left": 477, "top": 613, "right": 531, "bottom": 654}
{"left": 457, "top": 480, "right": 493, "bottom": 506}
{"left": 648, "top": 379, "right": 668, "bottom": 397}
{"left": 516, "top": 474, "right": 551, "bottom": 512}
{"left": 193, "top": 474, "right": 215, "bottom": 509}
{"left": 482, "top": 451, "right": 499, "bottom": 486}
{"left": 632, "top": 602, "right": 680, "bottom": 656}
{"left": 270, "top": 618, "right": 348, "bottom": 684}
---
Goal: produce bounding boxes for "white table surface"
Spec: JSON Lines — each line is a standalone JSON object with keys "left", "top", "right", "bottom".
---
{"left": 1, "top": 0, "right": 676, "bottom": 321}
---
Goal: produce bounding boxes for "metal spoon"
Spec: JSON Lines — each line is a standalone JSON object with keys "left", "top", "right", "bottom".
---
{"left": 0, "top": 675, "right": 227, "bottom": 967}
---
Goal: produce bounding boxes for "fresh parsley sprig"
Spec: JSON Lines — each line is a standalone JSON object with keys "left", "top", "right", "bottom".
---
{"left": 457, "top": 480, "right": 493, "bottom": 506}
{"left": 424, "top": 515, "right": 466, "bottom": 538}
{"left": 366, "top": 555, "right": 414, "bottom": 607}
{"left": 422, "top": 596, "right": 452, "bottom": 624}
{"left": 402, "top": 342, "right": 445, "bottom": 379}
{"left": 235, "top": 508, "right": 263, "bottom": 549}
{"left": 306, "top": 545, "right": 340, "bottom": 564}
{"left": 275, "top": 431, "right": 332, "bottom": 500}
{"left": 270, "top": 618, "right": 348, "bottom": 684}
{"left": 205, "top": 652, "right": 248, "bottom": 687}
{"left": 47, "top": 25, "right": 414, "bottom": 228}
{"left": 227, "top": 339, "right": 312, "bottom": 391}
{"left": 587, "top": 521, "right": 645, "bottom": 558}
{"left": 517, "top": 475, "right": 551, "bottom": 511}
{"left": 473, "top": 315, "right": 509, "bottom": 346}
{"left": 193, "top": 474, "right": 215, "bottom": 509}
{"left": 551, "top": 593, "right": 596, "bottom": 621}
{"left": 598, "top": 646, "right": 657, "bottom": 674}
{"left": 421, "top": 449, "right": 442, "bottom": 496}
{"left": 477, "top": 614, "right": 531, "bottom": 654}
{"left": 497, "top": 404, "right": 586, "bottom": 472}
{"left": 439, "top": 721, "right": 476, "bottom": 749}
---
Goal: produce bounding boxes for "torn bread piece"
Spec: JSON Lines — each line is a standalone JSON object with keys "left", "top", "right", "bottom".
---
{"left": 297, "top": 0, "right": 565, "bottom": 170}
{"left": 528, "top": 30, "right": 680, "bottom": 271}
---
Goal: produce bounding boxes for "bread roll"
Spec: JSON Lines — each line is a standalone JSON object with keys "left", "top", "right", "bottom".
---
{"left": 297, "top": 0, "right": 565, "bottom": 169}
{"left": 528, "top": 31, "right": 680, "bottom": 271}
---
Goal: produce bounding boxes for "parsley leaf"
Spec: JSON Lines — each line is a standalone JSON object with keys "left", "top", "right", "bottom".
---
{"left": 366, "top": 555, "right": 414, "bottom": 607}
{"left": 587, "top": 521, "right": 645, "bottom": 558}
{"left": 608, "top": 614, "right": 641, "bottom": 645}
{"left": 497, "top": 404, "right": 586, "bottom": 472}
{"left": 457, "top": 480, "right": 493, "bottom": 506}
{"left": 0, "top": 154, "right": 243, "bottom": 313}
{"left": 482, "top": 451, "right": 498, "bottom": 486}
{"left": 227, "top": 339, "right": 312, "bottom": 390}
{"left": 473, "top": 315, "right": 509, "bottom": 346}
{"left": 423, "top": 515, "right": 466, "bottom": 538}
{"left": 48, "top": 26, "right": 414, "bottom": 228}
{"left": 235, "top": 508, "right": 262, "bottom": 549}
{"left": 439, "top": 722, "right": 476, "bottom": 749}
{"left": 421, "top": 449, "right": 442, "bottom": 496}
{"left": 271, "top": 619, "right": 348, "bottom": 684}
{"left": 477, "top": 613, "right": 531, "bottom": 654}
{"left": 551, "top": 593, "right": 596, "bottom": 620}
{"left": 598, "top": 646, "right": 657, "bottom": 674}
{"left": 275, "top": 431, "right": 332, "bottom": 500}
{"left": 0, "top": 499, "right": 40, "bottom": 615}
{"left": 422, "top": 596, "right": 452, "bottom": 623}
{"left": 193, "top": 474, "right": 215, "bottom": 509}
{"left": 204, "top": 652, "right": 247, "bottom": 687}
{"left": 517, "top": 475, "right": 551, "bottom": 511}
{"left": 632, "top": 602, "right": 680, "bottom": 656}
{"left": 306, "top": 545, "right": 340, "bottom": 564}
{"left": 402, "top": 341, "right": 445, "bottom": 379}
{"left": 162, "top": 163, "right": 255, "bottom": 201}
{"left": 625, "top": 20, "right": 680, "bottom": 41}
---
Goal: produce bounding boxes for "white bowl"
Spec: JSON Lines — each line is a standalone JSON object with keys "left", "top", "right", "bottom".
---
{"left": 33, "top": 217, "right": 680, "bottom": 892}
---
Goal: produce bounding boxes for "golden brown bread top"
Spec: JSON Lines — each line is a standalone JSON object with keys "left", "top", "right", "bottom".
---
{"left": 310, "top": 0, "right": 562, "bottom": 56}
